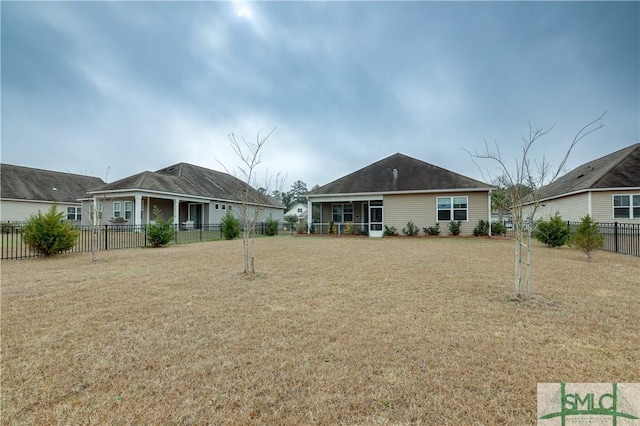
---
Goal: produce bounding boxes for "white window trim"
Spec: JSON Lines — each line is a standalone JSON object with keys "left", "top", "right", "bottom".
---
{"left": 113, "top": 201, "right": 122, "bottom": 218}
{"left": 332, "top": 203, "right": 354, "bottom": 223}
{"left": 613, "top": 194, "right": 640, "bottom": 219}
{"left": 437, "top": 196, "right": 469, "bottom": 222}
{"left": 67, "top": 206, "right": 81, "bottom": 221}
{"left": 124, "top": 201, "right": 133, "bottom": 220}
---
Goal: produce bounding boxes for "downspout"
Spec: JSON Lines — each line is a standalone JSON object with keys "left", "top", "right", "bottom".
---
{"left": 488, "top": 189, "right": 492, "bottom": 237}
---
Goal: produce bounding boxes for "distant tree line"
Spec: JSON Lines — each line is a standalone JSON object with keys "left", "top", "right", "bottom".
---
{"left": 260, "top": 180, "right": 319, "bottom": 211}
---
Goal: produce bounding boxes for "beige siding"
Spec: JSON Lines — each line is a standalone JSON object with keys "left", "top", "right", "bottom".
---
{"left": 385, "top": 192, "right": 489, "bottom": 236}
{"left": 592, "top": 191, "right": 640, "bottom": 224}
{"left": 524, "top": 190, "right": 640, "bottom": 224}
{"left": 532, "top": 193, "right": 589, "bottom": 222}
{"left": 1, "top": 200, "right": 78, "bottom": 222}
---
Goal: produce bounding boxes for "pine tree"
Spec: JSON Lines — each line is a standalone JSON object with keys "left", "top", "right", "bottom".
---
{"left": 569, "top": 215, "right": 604, "bottom": 261}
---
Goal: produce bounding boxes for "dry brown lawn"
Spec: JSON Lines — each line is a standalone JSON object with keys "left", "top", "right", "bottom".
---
{"left": 1, "top": 236, "right": 639, "bottom": 425}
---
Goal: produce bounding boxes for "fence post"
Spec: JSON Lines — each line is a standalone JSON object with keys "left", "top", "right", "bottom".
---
{"left": 104, "top": 225, "right": 109, "bottom": 250}
{"left": 614, "top": 222, "right": 618, "bottom": 254}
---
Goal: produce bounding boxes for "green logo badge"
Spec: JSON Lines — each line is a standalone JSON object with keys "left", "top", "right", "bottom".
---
{"left": 538, "top": 383, "right": 640, "bottom": 425}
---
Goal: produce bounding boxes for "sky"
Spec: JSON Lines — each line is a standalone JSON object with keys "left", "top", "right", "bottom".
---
{"left": 2, "top": 1, "right": 638, "bottom": 191}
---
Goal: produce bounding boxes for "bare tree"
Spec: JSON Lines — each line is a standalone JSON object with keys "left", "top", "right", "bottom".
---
{"left": 87, "top": 168, "right": 109, "bottom": 262}
{"left": 467, "top": 112, "right": 605, "bottom": 299}
{"left": 221, "top": 128, "right": 283, "bottom": 274}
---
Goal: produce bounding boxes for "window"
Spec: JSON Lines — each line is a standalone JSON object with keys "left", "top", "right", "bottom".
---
{"left": 214, "top": 203, "right": 220, "bottom": 210}
{"left": 113, "top": 201, "right": 122, "bottom": 218}
{"left": 222, "top": 204, "right": 226, "bottom": 211}
{"left": 437, "top": 196, "right": 468, "bottom": 221}
{"left": 332, "top": 203, "right": 353, "bottom": 222}
{"left": 124, "top": 201, "right": 133, "bottom": 220}
{"left": 613, "top": 194, "right": 640, "bottom": 219}
{"left": 297, "top": 207, "right": 303, "bottom": 213}
{"left": 332, "top": 204, "right": 342, "bottom": 222}
{"left": 67, "top": 206, "right": 81, "bottom": 221}
{"left": 343, "top": 204, "right": 354, "bottom": 222}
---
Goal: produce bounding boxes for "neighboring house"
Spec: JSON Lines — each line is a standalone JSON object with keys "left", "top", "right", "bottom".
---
{"left": 83, "top": 162, "right": 284, "bottom": 228}
{"left": 0, "top": 164, "right": 105, "bottom": 224}
{"left": 284, "top": 203, "right": 308, "bottom": 222}
{"left": 306, "top": 153, "right": 493, "bottom": 237}
{"left": 524, "top": 143, "right": 640, "bottom": 223}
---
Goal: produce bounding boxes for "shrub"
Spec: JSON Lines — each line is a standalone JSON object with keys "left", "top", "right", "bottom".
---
{"left": 448, "top": 220, "right": 461, "bottom": 236}
{"left": 473, "top": 219, "right": 490, "bottom": 236}
{"left": 423, "top": 223, "right": 440, "bottom": 236}
{"left": 491, "top": 221, "right": 507, "bottom": 236}
{"left": 146, "top": 206, "right": 175, "bottom": 248}
{"left": 403, "top": 221, "right": 420, "bottom": 236}
{"left": 284, "top": 214, "right": 299, "bottom": 234}
{"left": 264, "top": 213, "right": 279, "bottom": 236}
{"left": 297, "top": 219, "right": 308, "bottom": 234}
{"left": 534, "top": 214, "right": 569, "bottom": 247}
{"left": 221, "top": 211, "right": 240, "bottom": 240}
{"left": 569, "top": 215, "right": 604, "bottom": 261}
{"left": 22, "top": 204, "right": 80, "bottom": 256}
{"left": 384, "top": 225, "right": 398, "bottom": 236}
{"left": 329, "top": 221, "right": 336, "bottom": 235}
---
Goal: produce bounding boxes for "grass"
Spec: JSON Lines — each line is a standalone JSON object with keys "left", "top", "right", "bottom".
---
{"left": 1, "top": 236, "right": 639, "bottom": 424}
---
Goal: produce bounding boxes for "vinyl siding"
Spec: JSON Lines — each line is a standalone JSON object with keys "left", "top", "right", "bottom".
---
{"left": 524, "top": 191, "right": 640, "bottom": 224}
{"left": 533, "top": 193, "right": 589, "bottom": 222}
{"left": 1, "top": 200, "right": 79, "bottom": 222}
{"left": 385, "top": 192, "right": 489, "bottom": 236}
{"left": 592, "top": 191, "right": 640, "bottom": 224}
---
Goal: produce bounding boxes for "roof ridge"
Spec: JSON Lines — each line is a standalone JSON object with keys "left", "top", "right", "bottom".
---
{"left": 0, "top": 163, "right": 104, "bottom": 179}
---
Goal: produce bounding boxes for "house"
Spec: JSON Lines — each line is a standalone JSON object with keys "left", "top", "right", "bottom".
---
{"left": 0, "top": 164, "right": 105, "bottom": 224}
{"left": 525, "top": 143, "right": 640, "bottom": 223}
{"left": 284, "top": 203, "right": 308, "bottom": 222}
{"left": 83, "top": 162, "right": 284, "bottom": 228}
{"left": 306, "top": 153, "right": 493, "bottom": 237}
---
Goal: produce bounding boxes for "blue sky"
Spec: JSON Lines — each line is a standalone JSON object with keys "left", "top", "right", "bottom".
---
{"left": 2, "top": 1, "right": 638, "bottom": 190}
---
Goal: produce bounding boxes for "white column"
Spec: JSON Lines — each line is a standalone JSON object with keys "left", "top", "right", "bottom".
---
{"left": 134, "top": 194, "right": 142, "bottom": 227}
{"left": 173, "top": 199, "right": 180, "bottom": 226}
{"left": 307, "top": 199, "right": 312, "bottom": 234}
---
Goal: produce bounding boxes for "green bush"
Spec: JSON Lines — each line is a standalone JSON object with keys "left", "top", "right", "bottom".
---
{"left": 22, "top": 204, "right": 80, "bottom": 256}
{"left": 448, "top": 220, "right": 461, "bottom": 236}
{"left": 403, "top": 221, "right": 420, "bottom": 236}
{"left": 423, "top": 223, "right": 440, "bottom": 236}
{"left": 383, "top": 225, "right": 398, "bottom": 236}
{"left": 221, "top": 211, "right": 240, "bottom": 240}
{"left": 264, "top": 213, "right": 279, "bottom": 236}
{"left": 473, "top": 219, "right": 490, "bottom": 236}
{"left": 147, "top": 206, "right": 175, "bottom": 247}
{"left": 569, "top": 215, "right": 604, "bottom": 261}
{"left": 297, "top": 219, "right": 308, "bottom": 234}
{"left": 491, "top": 222, "right": 507, "bottom": 236}
{"left": 284, "top": 214, "right": 299, "bottom": 234}
{"left": 534, "top": 214, "right": 569, "bottom": 247}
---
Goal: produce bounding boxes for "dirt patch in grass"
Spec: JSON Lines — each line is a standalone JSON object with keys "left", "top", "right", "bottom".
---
{"left": 2, "top": 236, "right": 639, "bottom": 424}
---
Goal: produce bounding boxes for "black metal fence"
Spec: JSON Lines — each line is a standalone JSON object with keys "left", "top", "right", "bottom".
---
{"left": 504, "top": 221, "right": 639, "bottom": 257}
{"left": 0, "top": 222, "right": 278, "bottom": 260}
{"left": 567, "top": 221, "right": 640, "bottom": 257}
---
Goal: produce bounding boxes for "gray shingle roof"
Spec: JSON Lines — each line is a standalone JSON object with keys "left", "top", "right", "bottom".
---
{"left": 90, "top": 162, "right": 282, "bottom": 207}
{"left": 308, "top": 153, "right": 491, "bottom": 195}
{"left": 539, "top": 143, "right": 640, "bottom": 200}
{"left": 1, "top": 164, "right": 105, "bottom": 203}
